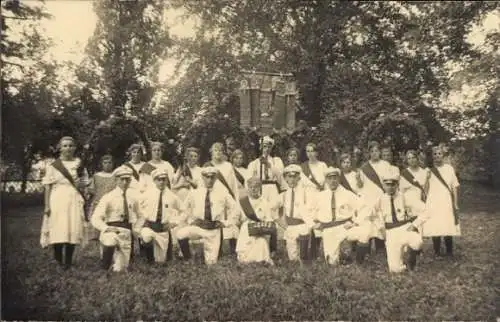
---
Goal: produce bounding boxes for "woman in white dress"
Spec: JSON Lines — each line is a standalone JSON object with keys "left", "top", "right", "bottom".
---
{"left": 399, "top": 150, "right": 431, "bottom": 203}
{"left": 231, "top": 149, "right": 249, "bottom": 199}
{"left": 236, "top": 177, "right": 277, "bottom": 265}
{"left": 285, "top": 147, "right": 300, "bottom": 166}
{"left": 422, "top": 146, "right": 460, "bottom": 257}
{"left": 338, "top": 152, "right": 363, "bottom": 196}
{"left": 300, "top": 142, "right": 328, "bottom": 259}
{"left": 42, "top": 136, "right": 89, "bottom": 270}
{"left": 145, "top": 141, "right": 176, "bottom": 190}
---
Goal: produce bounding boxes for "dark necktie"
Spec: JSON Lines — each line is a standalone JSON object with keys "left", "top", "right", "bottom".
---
{"left": 204, "top": 189, "right": 212, "bottom": 221}
{"left": 289, "top": 188, "right": 295, "bottom": 218}
{"left": 391, "top": 196, "right": 398, "bottom": 223}
{"left": 331, "top": 190, "right": 336, "bottom": 221}
{"left": 156, "top": 189, "right": 163, "bottom": 224}
{"left": 262, "top": 158, "right": 270, "bottom": 180}
{"left": 122, "top": 191, "right": 129, "bottom": 222}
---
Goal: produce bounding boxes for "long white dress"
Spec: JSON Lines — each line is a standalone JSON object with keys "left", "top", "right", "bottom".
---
{"left": 399, "top": 167, "right": 428, "bottom": 203}
{"left": 234, "top": 166, "right": 250, "bottom": 199}
{"left": 235, "top": 196, "right": 276, "bottom": 264}
{"left": 172, "top": 165, "right": 203, "bottom": 201}
{"left": 42, "top": 159, "right": 88, "bottom": 245}
{"left": 301, "top": 161, "right": 328, "bottom": 237}
{"left": 422, "top": 164, "right": 461, "bottom": 237}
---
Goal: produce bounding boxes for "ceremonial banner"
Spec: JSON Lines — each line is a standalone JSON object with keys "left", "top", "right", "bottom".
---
{"left": 239, "top": 71, "right": 297, "bottom": 133}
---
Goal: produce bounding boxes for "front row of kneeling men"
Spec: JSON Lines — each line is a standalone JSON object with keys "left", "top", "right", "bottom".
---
{"left": 91, "top": 163, "right": 428, "bottom": 274}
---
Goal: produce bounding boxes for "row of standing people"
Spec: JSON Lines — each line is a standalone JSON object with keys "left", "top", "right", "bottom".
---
{"left": 40, "top": 136, "right": 460, "bottom": 273}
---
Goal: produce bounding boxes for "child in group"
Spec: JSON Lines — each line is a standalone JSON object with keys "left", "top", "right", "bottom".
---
{"left": 87, "top": 154, "right": 117, "bottom": 241}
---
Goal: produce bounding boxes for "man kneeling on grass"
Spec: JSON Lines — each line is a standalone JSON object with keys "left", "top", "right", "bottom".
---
{"left": 137, "top": 169, "right": 185, "bottom": 265}
{"left": 175, "top": 166, "right": 240, "bottom": 265}
{"left": 235, "top": 176, "right": 278, "bottom": 265}
{"left": 312, "top": 167, "right": 371, "bottom": 265}
{"left": 370, "top": 166, "right": 430, "bottom": 273}
{"left": 91, "top": 166, "right": 142, "bottom": 272}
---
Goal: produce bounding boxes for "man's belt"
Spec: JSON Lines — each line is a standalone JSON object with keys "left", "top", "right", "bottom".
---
{"left": 285, "top": 217, "right": 305, "bottom": 226}
{"left": 107, "top": 221, "right": 132, "bottom": 230}
{"left": 193, "top": 219, "right": 222, "bottom": 230}
{"left": 385, "top": 217, "right": 417, "bottom": 230}
{"left": 318, "top": 218, "right": 352, "bottom": 230}
{"left": 144, "top": 220, "right": 167, "bottom": 233}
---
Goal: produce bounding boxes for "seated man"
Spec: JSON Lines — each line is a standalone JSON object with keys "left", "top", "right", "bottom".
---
{"left": 276, "top": 164, "right": 315, "bottom": 263}
{"left": 176, "top": 166, "right": 240, "bottom": 265}
{"left": 312, "top": 167, "right": 371, "bottom": 265}
{"left": 371, "top": 166, "right": 429, "bottom": 273}
{"left": 91, "top": 166, "right": 141, "bottom": 272}
{"left": 236, "top": 176, "right": 278, "bottom": 265}
{"left": 138, "top": 169, "right": 185, "bottom": 264}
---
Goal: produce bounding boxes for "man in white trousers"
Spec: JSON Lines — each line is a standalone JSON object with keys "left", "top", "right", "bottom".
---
{"left": 276, "top": 164, "right": 315, "bottom": 263}
{"left": 176, "top": 166, "right": 240, "bottom": 265}
{"left": 91, "top": 166, "right": 141, "bottom": 272}
{"left": 312, "top": 167, "right": 371, "bottom": 265}
{"left": 138, "top": 169, "right": 186, "bottom": 264}
{"left": 371, "top": 166, "right": 429, "bottom": 273}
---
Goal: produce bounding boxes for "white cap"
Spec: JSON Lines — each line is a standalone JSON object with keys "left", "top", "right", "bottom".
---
{"left": 112, "top": 166, "right": 133, "bottom": 178}
{"left": 324, "top": 167, "right": 341, "bottom": 177}
{"left": 283, "top": 164, "right": 302, "bottom": 176}
{"left": 201, "top": 166, "right": 218, "bottom": 176}
{"left": 381, "top": 166, "right": 400, "bottom": 182}
{"left": 151, "top": 169, "right": 168, "bottom": 180}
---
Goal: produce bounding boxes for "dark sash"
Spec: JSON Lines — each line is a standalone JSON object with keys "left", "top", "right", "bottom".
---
{"left": 123, "top": 162, "right": 140, "bottom": 181}
{"left": 385, "top": 217, "right": 416, "bottom": 230}
{"left": 234, "top": 167, "right": 245, "bottom": 186}
{"left": 431, "top": 166, "right": 459, "bottom": 225}
{"left": 318, "top": 218, "right": 353, "bottom": 230}
{"left": 51, "top": 159, "right": 86, "bottom": 201}
{"left": 401, "top": 168, "right": 426, "bottom": 202}
{"left": 239, "top": 196, "right": 261, "bottom": 222}
{"left": 301, "top": 162, "right": 324, "bottom": 191}
{"left": 193, "top": 218, "right": 222, "bottom": 230}
{"left": 285, "top": 217, "right": 305, "bottom": 226}
{"left": 340, "top": 172, "right": 355, "bottom": 193}
{"left": 107, "top": 221, "right": 132, "bottom": 230}
{"left": 206, "top": 162, "right": 236, "bottom": 199}
{"left": 141, "top": 162, "right": 156, "bottom": 175}
{"left": 182, "top": 164, "right": 193, "bottom": 179}
{"left": 360, "top": 162, "right": 384, "bottom": 191}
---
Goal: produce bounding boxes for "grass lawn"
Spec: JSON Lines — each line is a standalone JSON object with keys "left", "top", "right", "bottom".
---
{"left": 2, "top": 182, "right": 499, "bottom": 321}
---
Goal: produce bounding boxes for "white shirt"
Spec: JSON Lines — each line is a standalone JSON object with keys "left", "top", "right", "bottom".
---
{"left": 91, "top": 187, "right": 141, "bottom": 232}
{"left": 238, "top": 195, "right": 278, "bottom": 223}
{"left": 313, "top": 185, "right": 367, "bottom": 225}
{"left": 183, "top": 185, "right": 240, "bottom": 225}
{"left": 139, "top": 186, "right": 186, "bottom": 226}
{"left": 372, "top": 191, "right": 429, "bottom": 228}
{"left": 277, "top": 184, "right": 314, "bottom": 227}
{"left": 248, "top": 156, "right": 284, "bottom": 183}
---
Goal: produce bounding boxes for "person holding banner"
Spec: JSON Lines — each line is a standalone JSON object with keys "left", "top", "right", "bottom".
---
{"left": 277, "top": 164, "right": 315, "bottom": 263}
{"left": 399, "top": 150, "right": 431, "bottom": 203}
{"left": 301, "top": 142, "right": 328, "bottom": 259}
{"left": 176, "top": 166, "right": 240, "bottom": 265}
{"left": 42, "top": 136, "right": 89, "bottom": 270}
{"left": 236, "top": 177, "right": 278, "bottom": 265}
{"left": 91, "top": 166, "right": 141, "bottom": 272}
{"left": 422, "top": 146, "right": 461, "bottom": 257}
{"left": 359, "top": 141, "right": 392, "bottom": 253}
{"left": 205, "top": 142, "right": 241, "bottom": 256}
{"left": 231, "top": 149, "right": 250, "bottom": 199}
{"left": 171, "top": 147, "right": 202, "bottom": 201}
{"left": 312, "top": 167, "right": 371, "bottom": 265}
{"left": 370, "top": 166, "right": 429, "bottom": 273}
{"left": 247, "top": 136, "right": 285, "bottom": 202}
{"left": 137, "top": 169, "right": 185, "bottom": 264}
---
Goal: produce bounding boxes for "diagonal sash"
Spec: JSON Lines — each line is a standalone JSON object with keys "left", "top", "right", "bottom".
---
{"left": 401, "top": 168, "right": 426, "bottom": 201}
{"left": 340, "top": 172, "right": 355, "bottom": 193}
{"left": 52, "top": 159, "right": 86, "bottom": 201}
{"left": 123, "top": 162, "right": 140, "bottom": 181}
{"left": 301, "top": 162, "right": 324, "bottom": 191}
{"left": 234, "top": 167, "right": 245, "bottom": 186}
{"left": 206, "top": 162, "right": 236, "bottom": 199}
{"left": 239, "top": 196, "right": 261, "bottom": 222}
{"left": 361, "top": 162, "right": 384, "bottom": 191}
{"left": 430, "top": 166, "right": 459, "bottom": 225}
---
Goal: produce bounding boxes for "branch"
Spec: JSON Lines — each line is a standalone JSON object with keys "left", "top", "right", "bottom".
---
{"left": 2, "top": 59, "right": 25, "bottom": 70}
{"left": 1, "top": 15, "right": 30, "bottom": 20}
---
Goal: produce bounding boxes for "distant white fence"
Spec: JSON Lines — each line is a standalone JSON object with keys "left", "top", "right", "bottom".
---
{"left": 2, "top": 181, "right": 44, "bottom": 193}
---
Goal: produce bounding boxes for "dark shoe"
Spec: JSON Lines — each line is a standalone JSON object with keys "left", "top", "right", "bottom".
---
{"left": 407, "top": 249, "right": 418, "bottom": 271}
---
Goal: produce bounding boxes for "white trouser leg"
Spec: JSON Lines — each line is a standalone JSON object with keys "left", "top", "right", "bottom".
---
{"left": 385, "top": 223, "right": 423, "bottom": 273}
{"left": 322, "top": 226, "right": 347, "bottom": 264}
{"left": 100, "top": 228, "right": 132, "bottom": 272}
{"left": 284, "top": 224, "right": 310, "bottom": 261}
{"left": 176, "top": 225, "right": 221, "bottom": 265}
